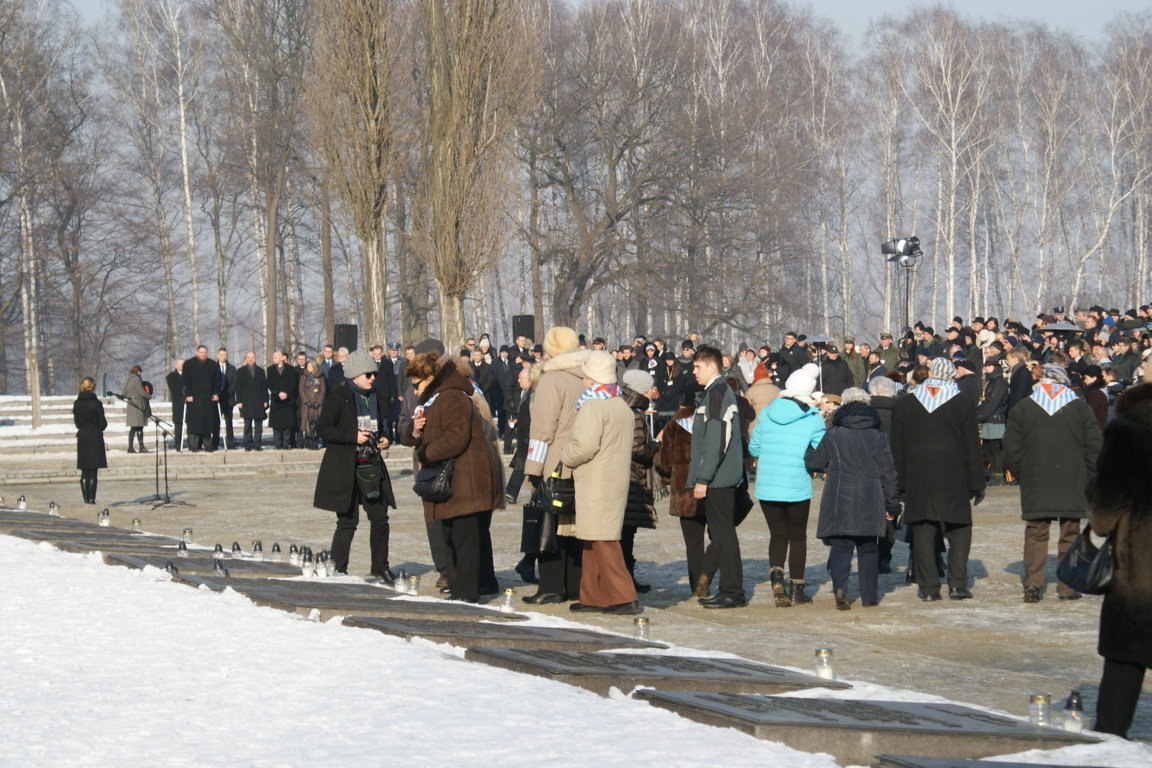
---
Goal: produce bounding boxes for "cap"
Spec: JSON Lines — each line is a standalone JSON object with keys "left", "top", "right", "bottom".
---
{"left": 825, "top": 346, "right": 839, "bottom": 355}
{"left": 842, "top": 336, "right": 855, "bottom": 344}
{"left": 880, "top": 332, "right": 893, "bottom": 339}
{"left": 1052, "top": 306, "right": 1065, "bottom": 314}
{"left": 387, "top": 342, "right": 401, "bottom": 350}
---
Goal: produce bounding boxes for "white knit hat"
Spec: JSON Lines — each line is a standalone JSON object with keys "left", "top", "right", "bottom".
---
{"left": 782, "top": 363, "right": 819, "bottom": 400}
{"left": 581, "top": 350, "right": 617, "bottom": 385}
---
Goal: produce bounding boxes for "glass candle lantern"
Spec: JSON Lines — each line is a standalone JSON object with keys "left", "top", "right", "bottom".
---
{"left": 182, "top": 528, "right": 194, "bottom": 544}
{"left": 814, "top": 647, "right": 835, "bottom": 680}
{"left": 633, "top": 616, "right": 651, "bottom": 641}
{"left": 17, "top": 495, "right": 27, "bottom": 510}
{"left": 407, "top": 574, "right": 420, "bottom": 595}
{"left": 212, "top": 543, "right": 224, "bottom": 559}
{"left": 98, "top": 509, "right": 110, "bottom": 527}
{"left": 288, "top": 544, "right": 300, "bottom": 565}
{"left": 270, "top": 543, "right": 282, "bottom": 562}
{"left": 1062, "top": 690, "right": 1084, "bottom": 733}
{"left": 177, "top": 540, "right": 190, "bottom": 558}
{"left": 1029, "top": 694, "right": 1052, "bottom": 727}
{"left": 301, "top": 550, "right": 315, "bottom": 578}
{"left": 48, "top": 501, "right": 60, "bottom": 516}
{"left": 132, "top": 518, "right": 143, "bottom": 532}
{"left": 252, "top": 541, "right": 264, "bottom": 561}
{"left": 499, "top": 588, "right": 516, "bottom": 612}
{"left": 231, "top": 541, "right": 242, "bottom": 556}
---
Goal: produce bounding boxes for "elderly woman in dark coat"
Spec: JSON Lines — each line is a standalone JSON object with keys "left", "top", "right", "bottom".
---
{"left": 314, "top": 351, "right": 396, "bottom": 583}
{"left": 409, "top": 352, "right": 502, "bottom": 603}
{"left": 619, "top": 369, "right": 661, "bottom": 592}
{"left": 1088, "top": 376, "right": 1152, "bottom": 738}
{"left": 74, "top": 377, "right": 108, "bottom": 504}
{"left": 806, "top": 400, "right": 900, "bottom": 609}
{"left": 124, "top": 365, "right": 151, "bottom": 453}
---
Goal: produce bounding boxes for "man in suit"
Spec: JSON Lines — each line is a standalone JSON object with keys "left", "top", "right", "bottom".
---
{"left": 166, "top": 359, "right": 185, "bottom": 451}
{"left": 213, "top": 347, "right": 238, "bottom": 450}
{"left": 234, "top": 351, "right": 269, "bottom": 451}
{"left": 182, "top": 345, "right": 220, "bottom": 452}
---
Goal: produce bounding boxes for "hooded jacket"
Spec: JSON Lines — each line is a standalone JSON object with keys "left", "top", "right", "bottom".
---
{"left": 748, "top": 396, "right": 825, "bottom": 502}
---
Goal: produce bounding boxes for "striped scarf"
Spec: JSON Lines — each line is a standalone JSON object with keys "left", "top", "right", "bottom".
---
{"left": 912, "top": 378, "right": 960, "bottom": 413}
{"left": 575, "top": 384, "right": 619, "bottom": 411}
{"left": 1030, "top": 381, "right": 1078, "bottom": 416}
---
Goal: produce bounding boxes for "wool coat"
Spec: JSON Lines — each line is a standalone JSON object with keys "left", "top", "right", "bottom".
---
{"left": 313, "top": 382, "right": 396, "bottom": 513}
{"left": 621, "top": 386, "right": 659, "bottom": 530}
{"left": 653, "top": 406, "right": 704, "bottom": 519}
{"left": 123, "top": 372, "right": 151, "bottom": 428}
{"left": 299, "top": 372, "right": 327, "bottom": 428}
{"left": 1003, "top": 393, "right": 1101, "bottom": 520}
{"left": 891, "top": 389, "right": 984, "bottom": 525}
{"left": 748, "top": 397, "right": 824, "bottom": 502}
{"left": 414, "top": 362, "right": 502, "bottom": 523}
{"left": 745, "top": 378, "right": 781, "bottom": 432}
{"left": 234, "top": 364, "right": 268, "bottom": 420}
{"left": 181, "top": 357, "right": 220, "bottom": 435}
{"left": 266, "top": 363, "right": 299, "bottom": 430}
{"left": 559, "top": 395, "right": 634, "bottom": 541}
{"left": 524, "top": 350, "right": 588, "bottom": 480}
{"left": 1088, "top": 382, "right": 1152, "bottom": 668}
{"left": 975, "top": 369, "right": 1008, "bottom": 425}
{"left": 805, "top": 402, "right": 899, "bottom": 539}
{"left": 818, "top": 357, "right": 853, "bottom": 396}
{"left": 73, "top": 391, "right": 107, "bottom": 470}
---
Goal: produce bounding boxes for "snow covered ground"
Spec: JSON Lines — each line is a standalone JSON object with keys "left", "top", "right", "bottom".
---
{"left": 1, "top": 533, "right": 1148, "bottom": 767}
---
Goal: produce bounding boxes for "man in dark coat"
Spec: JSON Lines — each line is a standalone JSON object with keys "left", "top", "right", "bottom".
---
{"left": 314, "top": 350, "right": 396, "bottom": 583}
{"left": 166, "top": 359, "right": 185, "bottom": 451}
{"left": 1005, "top": 348, "right": 1034, "bottom": 413}
{"left": 1004, "top": 363, "right": 1102, "bottom": 602}
{"left": 181, "top": 345, "right": 220, "bottom": 452}
{"left": 368, "top": 344, "right": 397, "bottom": 440}
{"left": 778, "top": 332, "right": 808, "bottom": 377}
{"left": 892, "top": 357, "right": 985, "bottom": 601}
{"left": 212, "top": 347, "right": 237, "bottom": 450}
{"left": 817, "top": 346, "right": 853, "bottom": 397}
{"left": 267, "top": 350, "right": 299, "bottom": 449}
{"left": 234, "top": 351, "right": 269, "bottom": 451}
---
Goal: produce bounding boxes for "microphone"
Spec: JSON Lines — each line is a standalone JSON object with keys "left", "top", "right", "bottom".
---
{"left": 106, "top": 391, "right": 126, "bottom": 399}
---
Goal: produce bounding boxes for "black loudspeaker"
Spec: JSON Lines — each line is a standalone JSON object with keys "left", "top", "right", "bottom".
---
{"left": 512, "top": 315, "right": 536, "bottom": 342}
{"left": 333, "top": 324, "right": 358, "bottom": 352}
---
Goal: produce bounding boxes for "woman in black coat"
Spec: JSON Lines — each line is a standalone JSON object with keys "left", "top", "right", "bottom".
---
{"left": 806, "top": 401, "right": 900, "bottom": 609}
{"left": 976, "top": 361, "right": 1009, "bottom": 485}
{"left": 1088, "top": 379, "right": 1152, "bottom": 737}
{"left": 73, "top": 377, "right": 107, "bottom": 504}
{"left": 313, "top": 351, "right": 396, "bottom": 583}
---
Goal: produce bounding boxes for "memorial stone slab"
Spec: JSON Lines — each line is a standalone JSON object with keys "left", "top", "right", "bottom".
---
{"left": 463, "top": 648, "right": 846, "bottom": 696}
{"left": 634, "top": 692, "right": 1100, "bottom": 766}
{"left": 874, "top": 756, "right": 1102, "bottom": 768}
{"left": 12, "top": 530, "right": 180, "bottom": 548}
{"left": 104, "top": 553, "right": 300, "bottom": 578}
{"left": 346, "top": 618, "right": 662, "bottom": 650}
{"left": 175, "top": 575, "right": 525, "bottom": 622}
{"left": 0, "top": 513, "right": 119, "bottom": 534}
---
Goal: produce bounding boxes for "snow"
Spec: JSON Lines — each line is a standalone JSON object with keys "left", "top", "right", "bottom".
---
{"left": 1, "top": 533, "right": 1148, "bottom": 767}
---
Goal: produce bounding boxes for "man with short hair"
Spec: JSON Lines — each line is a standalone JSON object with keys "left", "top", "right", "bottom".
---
{"left": 166, "top": 359, "right": 186, "bottom": 451}
{"left": 182, "top": 345, "right": 220, "bottom": 452}
{"left": 689, "top": 346, "right": 747, "bottom": 609}
{"left": 876, "top": 332, "right": 901, "bottom": 371}
{"left": 267, "top": 350, "right": 300, "bottom": 449}
{"left": 817, "top": 346, "right": 853, "bottom": 396}
{"left": 778, "top": 331, "right": 808, "bottom": 376}
{"left": 213, "top": 347, "right": 237, "bottom": 450}
{"left": 234, "top": 351, "right": 268, "bottom": 451}
{"left": 842, "top": 337, "right": 865, "bottom": 388}
{"left": 319, "top": 344, "right": 335, "bottom": 377}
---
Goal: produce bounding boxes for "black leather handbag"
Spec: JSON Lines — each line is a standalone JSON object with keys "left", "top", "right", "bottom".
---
{"left": 540, "top": 465, "right": 576, "bottom": 514}
{"left": 519, "top": 488, "right": 559, "bottom": 555}
{"left": 413, "top": 457, "right": 455, "bottom": 503}
{"left": 1057, "top": 524, "right": 1117, "bottom": 595}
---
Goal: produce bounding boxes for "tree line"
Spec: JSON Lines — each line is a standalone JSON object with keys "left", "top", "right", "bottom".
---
{"left": 1, "top": 0, "right": 1150, "bottom": 409}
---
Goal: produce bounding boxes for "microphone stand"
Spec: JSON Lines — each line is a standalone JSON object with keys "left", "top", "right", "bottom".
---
{"left": 107, "top": 391, "right": 195, "bottom": 509}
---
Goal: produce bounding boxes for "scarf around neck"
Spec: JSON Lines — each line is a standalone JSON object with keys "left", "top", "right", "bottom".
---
{"left": 912, "top": 378, "right": 960, "bottom": 413}
{"left": 575, "top": 383, "right": 619, "bottom": 411}
{"left": 1030, "top": 380, "right": 1078, "bottom": 416}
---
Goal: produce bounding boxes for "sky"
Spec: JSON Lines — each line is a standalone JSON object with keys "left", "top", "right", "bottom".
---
{"left": 68, "top": 0, "right": 1151, "bottom": 44}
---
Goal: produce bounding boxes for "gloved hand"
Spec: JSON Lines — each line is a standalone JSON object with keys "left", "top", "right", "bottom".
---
{"left": 971, "top": 489, "right": 985, "bottom": 506}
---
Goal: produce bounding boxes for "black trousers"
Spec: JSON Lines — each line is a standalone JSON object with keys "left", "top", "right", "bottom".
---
{"left": 1095, "top": 658, "right": 1146, "bottom": 738}
{"left": 330, "top": 486, "right": 390, "bottom": 576}
{"left": 680, "top": 496, "right": 750, "bottom": 588}
{"left": 441, "top": 510, "right": 496, "bottom": 602}
{"left": 620, "top": 525, "right": 637, "bottom": 575}
{"left": 827, "top": 536, "right": 880, "bottom": 604}
{"left": 912, "top": 521, "right": 971, "bottom": 595}
{"left": 537, "top": 534, "right": 582, "bottom": 597}
{"left": 272, "top": 428, "right": 292, "bottom": 449}
{"left": 703, "top": 486, "right": 744, "bottom": 600}
{"left": 242, "top": 418, "right": 264, "bottom": 449}
{"left": 761, "top": 499, "right": 811, "bottom": 580}
{"left": 213, "top": 403, "right": 235, "bottom": 448}
{"left": 426, "top": 519, "right": 450, "bottom": 573}
{"left": 170, "top": 401, "right": 184, "bottom": 449}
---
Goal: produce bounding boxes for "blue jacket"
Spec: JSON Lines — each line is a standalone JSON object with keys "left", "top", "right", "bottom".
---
{"left": 748, "top": 397, "right": 824, "bottom": 502}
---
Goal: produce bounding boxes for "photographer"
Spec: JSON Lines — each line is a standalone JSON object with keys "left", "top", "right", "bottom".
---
{"left": 314, "top": 350, "right": 397, "bottom": 584}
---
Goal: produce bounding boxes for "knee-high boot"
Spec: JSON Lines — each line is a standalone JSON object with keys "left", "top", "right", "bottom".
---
{"left": 89, "top": 476, "right": 98, "bottom": 505}
{"left": 80, "top": 478, "right": 89, "bottom": 504}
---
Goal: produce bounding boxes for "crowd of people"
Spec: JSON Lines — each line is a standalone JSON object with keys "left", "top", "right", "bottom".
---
{"left": 71, "top": 303, "right": 1152, "bottom": 738}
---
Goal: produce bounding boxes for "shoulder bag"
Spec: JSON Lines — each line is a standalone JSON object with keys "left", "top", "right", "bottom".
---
{"left": 1056, "top": 523, "right": 1117, "bottom": 595}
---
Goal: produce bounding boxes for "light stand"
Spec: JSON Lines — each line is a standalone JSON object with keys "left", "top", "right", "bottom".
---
{"left": 107, "top": 391, "right": 195, "bottom": 509}
{"left": 882, "top": 237, "right": 923, "bottom": 332}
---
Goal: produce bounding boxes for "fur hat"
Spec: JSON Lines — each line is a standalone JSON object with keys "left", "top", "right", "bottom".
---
{"left": 414, "top": 337, "right": 445, "bottom": 356}
{"left": 343, "top": 350, "right": 377, "bottom": 380}
{"left": 976, "top": 329, "right": 996, "bottom": 348}
{"left": 622, "top": 369, "right": 654, "bottom": 393}
{"left": 1041, "top": 363, "right": 1071, "bottom": 387}
{"left": 543, "top": 326, "right": 580, "bottom": 358}
{"left": 929, "top": 357, "right": 956, "bottom": 381}
{"left": 782, "top": 363, "right": 820, "bottom": 400}
{"left": 581, "top": 350, "right": 617, "bottom": 385}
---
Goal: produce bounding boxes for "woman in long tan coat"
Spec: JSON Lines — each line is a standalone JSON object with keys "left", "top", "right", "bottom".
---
{"left": 559, "top": 351, "right": 640, "bottom": 614}
{"left": 409, "top": 353, "right": 502, "bottom": 603}
{"left": 523, "top": 327, "right": 588, "bottom": 603}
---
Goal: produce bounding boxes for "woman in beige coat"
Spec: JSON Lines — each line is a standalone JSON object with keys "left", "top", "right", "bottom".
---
{"left": 523, "top": 327, "right": 589, "bottom": 603}
{"left": 559, "top": 351, "right": 640, "bottom": 614}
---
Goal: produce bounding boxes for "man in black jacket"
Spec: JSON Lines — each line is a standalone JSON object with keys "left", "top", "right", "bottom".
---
{"left": 212, "top": 347, "right": 237, "bottom": 450}
{"left": 266, "top": 350, "right": 299, "bottom": 449}
{"left": 817, "top": 346, "right": 853, "bottom": 397}
{"left": 165, "top": 359, "right": 185, "bottom": 451}
{"left": 182, "top": 345, "right": 220, "bottom": 452}
{"left": 234, "top": 351, "right": 268, "bottom": 451}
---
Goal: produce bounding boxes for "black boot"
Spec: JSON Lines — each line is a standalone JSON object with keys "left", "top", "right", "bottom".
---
{"left": 791, "top": 580, "right": 812, "bottom": 604}
{"left": 127, "top": 437, "right": 136, "bottom": 454}
{"left": 834, "top": 588, "right": 851, "bottom": 611}
{"left": 770, "top": 568, "right": 791, "bottom": 607}
{"left": 80, "top": 479, "right": 90, "bottom": 504}
{"left": 137, "top": 431, "right": 148, "bottom": 453}
{"left": 89, "top": 476, "right": 97, "bottom": 505}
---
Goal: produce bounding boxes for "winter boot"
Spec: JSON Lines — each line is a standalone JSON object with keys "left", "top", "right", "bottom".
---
{"left": 127, "top": 437, "right": 136, "bottom": 454}
{"left": 790, "top": 580, "right": 812, "bottom": 605}
{"left": 80, "top": 479, "right": 90, "bottom": 504}
{"left": 770, "top": 568, "right": 791, "bottom": 607}
{"left": 834, "top": 588, "right": 851, "bottom": 611}
{"left": 137, "top": 431, "right": 148, "bottom": 453}
{"left": 693, "top": 574, "right": 712, "bottom": 599}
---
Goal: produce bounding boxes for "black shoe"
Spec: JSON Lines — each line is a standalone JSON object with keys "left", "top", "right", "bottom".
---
{"left": 522, "top": 592, "right": 566, "bottom": 605}
{"left": 834, "top": 588, "right": 851, "bottom": 611}
{"left": 505, "top": 493, "right": 517, "bottom": 505}
{"left": 878, "top": 560, "right": 892, "bottom": 575}
{"left": 127, "top": 447, "right": 136, "bottom": 453}
{"left": 439, "top": 585, "right": 453, "bottom": 594}
{"left": 698, "top": 593, "right": 723, "bottom": 605}
{"left": 920, "top": 592, "right": 942, "bottom": 602}
{"left": 1023, "top": 587, "right": 1041, "bottom": 603}
{"left": 569, "top": 602, "right": 604, "bottom": 613}
{"left": 479, "top": 583, "right": 500, "bottom": 597}
{"left": 861, "top": 601, "right": 879, "bottom": 607}
{"left": 603, "top": 601, "right": 643, "bottom": 615}
{"left": 138, "top": 447, "right": 149, "bottom": 453}
{"left": 702, "top": 595, "right": 746, "bottom": 609}
{"left": 949, "top": 587, "right": 973, "bottom": 601}
{"left": 367, "top": 570, "right": 396, "bottom": 588}
{"left": 633, "top": 580, "right": 651, "bottom": 594}
{"left": 1057, "top": 593, "right": 1082, "bottom": 601}
{"left": 515, "top": 559, "right": 538, "bottom": 584}
{"left": 790, "top": 583, "right": 812, "bottom": 605}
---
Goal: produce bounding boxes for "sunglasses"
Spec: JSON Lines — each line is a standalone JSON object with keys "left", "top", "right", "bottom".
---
{"left": 362, "top": 371, "right": 376, "bottom": 379}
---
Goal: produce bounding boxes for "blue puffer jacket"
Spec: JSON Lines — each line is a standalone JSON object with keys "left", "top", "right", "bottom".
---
{"left": 748, "top": 397, "right": 825, "bottom": 502}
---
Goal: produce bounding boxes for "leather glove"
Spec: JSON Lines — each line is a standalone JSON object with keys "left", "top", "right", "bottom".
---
{"left": 971, "top": 489, "right": 985, "bottom": 506}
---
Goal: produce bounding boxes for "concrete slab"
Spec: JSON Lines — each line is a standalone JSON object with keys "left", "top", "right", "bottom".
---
{"left": 347, "top": 618, "right": 660, "bottom": 650}
{"left": 873, "top": 756, "right": 1102, "bottom": 768}
{"left": 104, "top": 553, "right": 301, "bottom": 578}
